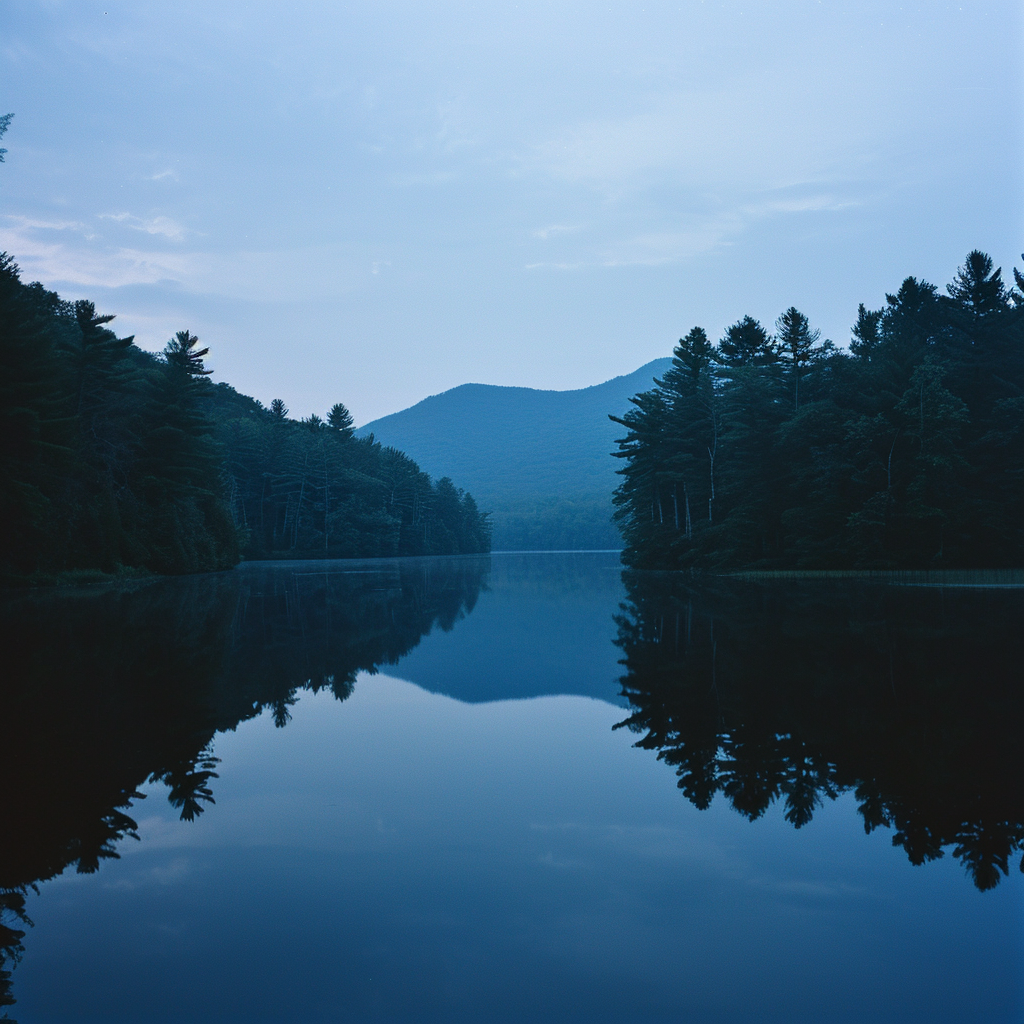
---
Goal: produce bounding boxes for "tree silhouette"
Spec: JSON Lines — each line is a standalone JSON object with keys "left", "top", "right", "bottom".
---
{"left": 614, "top": 570, "right": 1024, "bottom": 891}
{"left": 612, "top": 252, "right": 1024, "bottom": 570}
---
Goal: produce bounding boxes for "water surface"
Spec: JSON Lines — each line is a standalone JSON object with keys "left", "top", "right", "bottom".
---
{"left": 1, "top": 554, "right": 1021, "bottom": 1022}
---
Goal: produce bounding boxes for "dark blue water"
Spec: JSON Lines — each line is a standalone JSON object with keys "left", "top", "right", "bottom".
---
{"left": 2, "top": 554, "right": 1021, "bottom": 1022}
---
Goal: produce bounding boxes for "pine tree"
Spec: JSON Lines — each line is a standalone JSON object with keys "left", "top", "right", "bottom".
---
{"left": 611, "top": 389, "right": 673, "bottom": 566}
{"left": 775, "top": 307, "right": 821, "bottom": 411}
{"left": 946, "top": 250, "right": 1007, "bottom": 317}
{"left": 718, "top": 315, "right": 775, "bottom": 367}
{"left": 328, "top": 402, "right": 355, "bottom": 438}
{"left": 850, "top": 303, "right": 883, "bottom": 359}
{"left": 132, "top": 331, "right": 237, "bottom": 572}
{"left": 615, "top": 253, "right": 1021, "bottom": 570}
{"left": 656, "top": 327, "right": 719, "bottom": 536}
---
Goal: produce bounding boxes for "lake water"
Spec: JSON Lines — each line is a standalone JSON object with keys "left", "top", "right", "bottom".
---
{"left": 2, "top": 552, "right": 1022, "bottom": 1023}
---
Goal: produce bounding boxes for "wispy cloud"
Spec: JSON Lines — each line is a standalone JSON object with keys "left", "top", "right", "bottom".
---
{"left": 526, "top": 214, "right": 740, "bottom": 271}
{"left": 5, "top": 214, "right": 88, "bottom": 233}
{"left": 524, "top": 187, "right": 866, "bottom": 273}
{"left": 148, "top": 168, "right": 179, "bottom": 181}
{"left": 745, "top": 194, "right": 859, "bottom": 216}
{"left": 1, "top": 213, "right": 209, "bottom": 289}
{"left": 0, "top": 215, "right": 372, "bottom": 302}
{"left": 527, "top": 82, "right": 878, "bottom": 200}
{"left": 1, "top": 237, "right": 197, "bottom": 290}
{"left": 533, "top": 223, "right": 584, "bottom": 240}
{"left": 99, "top": 211, "right": 188, "bottom": 241}
{"left": 103, "top": 857, "right": 193, "bottom": 891}
{"left": 386, "top": 170, "right": 458, "bottom": 187}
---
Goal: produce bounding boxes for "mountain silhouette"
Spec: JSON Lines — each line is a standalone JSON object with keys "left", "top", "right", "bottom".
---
{"left": 357, "top": 359, "right": 672, "bottom": 549}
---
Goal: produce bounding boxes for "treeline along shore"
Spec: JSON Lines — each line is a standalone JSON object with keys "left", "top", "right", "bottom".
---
{"left": 0, "top": 252, "right": 490, "bottom": 582}
{"left": 612, "top": 251, "right": 1024, "bottom": 570}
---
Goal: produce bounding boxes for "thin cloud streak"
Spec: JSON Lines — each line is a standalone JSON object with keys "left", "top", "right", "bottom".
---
{"left": 99, "top": 212, "right": 189, "bottom": 241}
{"left": 0, "top": 219, "right": 373, "bottom": 302}
{"left": 524, "top": 191, "right": 866, "bottom": 271}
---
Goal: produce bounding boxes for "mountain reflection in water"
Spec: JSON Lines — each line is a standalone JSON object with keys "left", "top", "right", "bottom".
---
{"left": 614, "top": 571, "right": 1024, "bottom": 892}
{"left": 0, "top": 557, "right": 489, "bottom": 1017}
{"left": 1, "top": 557, "right": 1021, "bottom": 1021}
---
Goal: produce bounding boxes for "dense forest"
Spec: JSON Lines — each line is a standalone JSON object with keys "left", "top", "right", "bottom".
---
{"left": 614, "top": 571, "right": 1024, "bottom": 891}
{"left": 357, "top": 362, "right": 673, "bottom": 551}
{"left": 0, "top": 253, "right": 490, "bottom": 582}
{"left": 612, "top": 252, "right": 1024, "bottom": 569}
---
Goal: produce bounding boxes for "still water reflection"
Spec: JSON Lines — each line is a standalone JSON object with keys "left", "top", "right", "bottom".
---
{"left": 615, "top": 571, "right": 1024, "bottom": 891}
{"left": 1, "top": 554, "right": 1021, "bottom": 1022}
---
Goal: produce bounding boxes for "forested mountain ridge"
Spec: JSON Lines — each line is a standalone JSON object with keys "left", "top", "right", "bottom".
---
{"left": 0, "top": 253, "right": 490, "bottom": 582}
{"left": 358, "top": 359, "right": 671, "bottom": 550}
{"left": 613, "top": 251, "right": 1024, "bottom": 569}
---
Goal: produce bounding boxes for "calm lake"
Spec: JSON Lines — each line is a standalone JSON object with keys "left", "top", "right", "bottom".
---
{"left": 2, "top": 552, "right": 1022, "bottom": 1023}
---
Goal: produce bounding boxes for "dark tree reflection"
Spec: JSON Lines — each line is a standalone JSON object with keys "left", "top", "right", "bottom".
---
{"left": 614, "top": 571, "right": 1024, "bottom": 891}
{"left": 161, "top": 748, "right": 221, "bottom": 822}
{"left": 0, "top": 555, "right": 489, "bottom": 1019}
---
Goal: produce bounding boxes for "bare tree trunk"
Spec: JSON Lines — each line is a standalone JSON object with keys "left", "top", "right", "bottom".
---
{"left": 323, "top": 447, "right": 330, "bottom": 553}
{"left": 260, "top": 474, "right": 267, "bottom": 543}
{"left": 887, "top": 430, "right": 899, "bottom": 491}
{"left": 293, "top": 455, "right": 308, "bottom": 549}
{"left": 672, "top": 483, "right": 679, "bottom": 530}
{"left": 228, "top": 473, "right": 241, "bottom": 528}
{"left": 684, "top": 483, "right": 692, "bottom": 539}
{"left": 702, "top": 381, "right": 719, "bottom": 524}
{"left": 707, "top": 443, "right": 716, "bottom": 524}
{"left": 885, "top": 428, "right": 900, "bottom": 548}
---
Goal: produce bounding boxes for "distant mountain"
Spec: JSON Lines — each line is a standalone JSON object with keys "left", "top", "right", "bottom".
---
{"left": 357, "top": 358, "right": 672, "bottom": 550}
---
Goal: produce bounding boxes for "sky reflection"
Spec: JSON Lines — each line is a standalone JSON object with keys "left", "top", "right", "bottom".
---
{"left": 17, "top": 679, "right": 1023, "bottom": 1023}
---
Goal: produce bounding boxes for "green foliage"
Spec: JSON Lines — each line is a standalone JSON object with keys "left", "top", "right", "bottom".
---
{"left": 356, "top": 360, "right": 673, "bottom": 550}
{"left": 613, "top": 252, "right": 1024, "bottom": 569}
{"left": 0, "top": 112, "right": 11, "bottom": 163}
{"left": 0, "top": 255, "right": 240, "bottom": 578}
{"left": 0, "top": 255, "right": 489, "bottom": 579}
{"left": 327, "top": 402, "right": 354, "bottom": 437}
{"left": 775, "top": 305, "right": 823, "bottom": 411}
{"left": 213, "top": 396, "right": 490, "bottom": 559}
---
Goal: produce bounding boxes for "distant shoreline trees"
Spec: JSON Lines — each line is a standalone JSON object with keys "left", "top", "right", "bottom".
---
{"left": 612, "top": 252, "right": 1024, "bottom": 569}
{"left": 213, "top": 384, "right": 491, "bottom": 561}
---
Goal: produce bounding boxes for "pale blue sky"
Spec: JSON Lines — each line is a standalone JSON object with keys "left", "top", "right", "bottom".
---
{"left": 1, "top": 0, "right": 1021, "bottom": 423}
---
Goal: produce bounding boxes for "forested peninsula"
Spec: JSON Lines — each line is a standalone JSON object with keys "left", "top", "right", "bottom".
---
{"left": 612, "top": 251, "right": 1024, "bottom": 570}
{"left": 0, "top": 253, "right": 491, "bottom": 583}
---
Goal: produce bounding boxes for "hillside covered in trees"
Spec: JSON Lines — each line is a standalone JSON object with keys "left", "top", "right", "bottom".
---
{"left": 612, "top": 252, "right": 1024, "bottom": 569}
{"left": 0, "top": 253, "right": 490, "bottom": 582}
{"left": 358, "top": 360, "right": 671, "bottom": 550}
